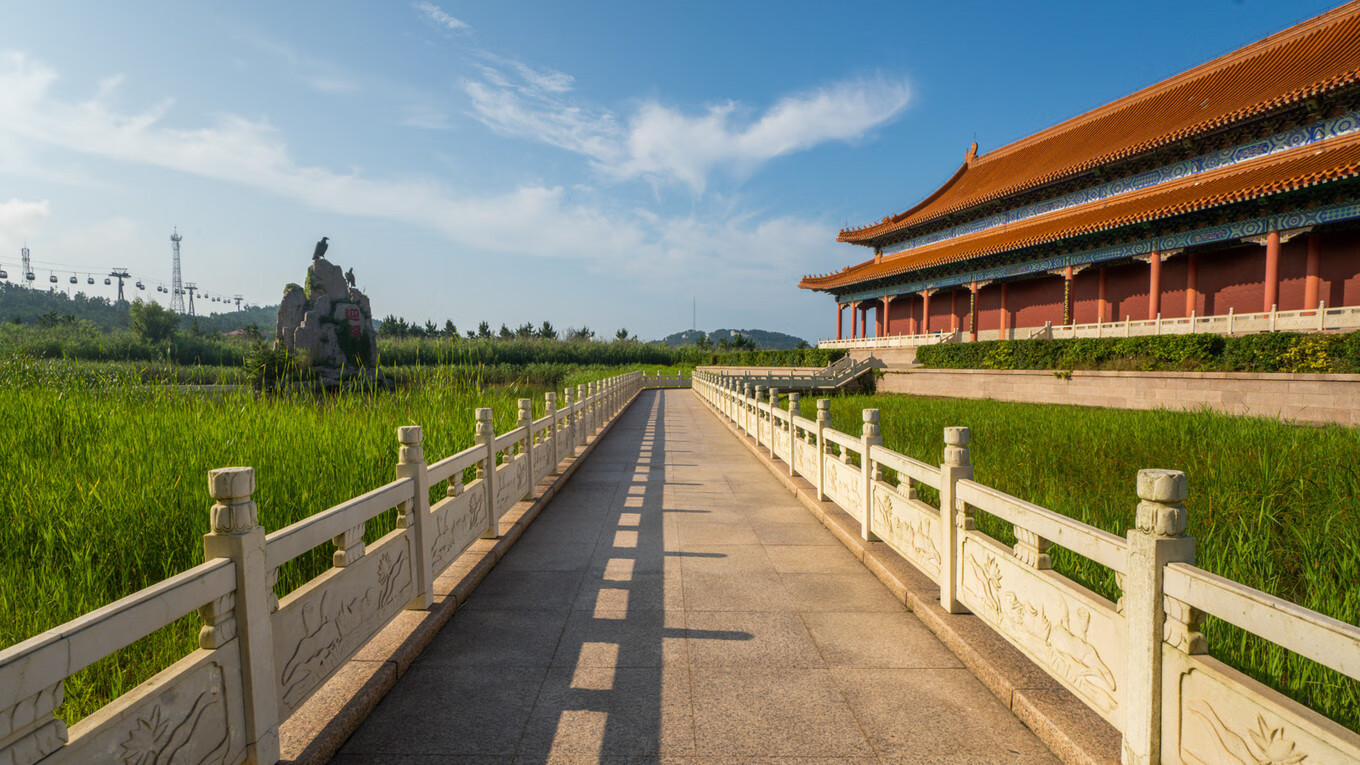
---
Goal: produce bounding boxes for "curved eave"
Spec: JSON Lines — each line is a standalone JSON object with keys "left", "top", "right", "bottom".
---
{"left": 835, "top": 3, "right": 1360, "bottom": 246}
{"left": 801, "top": 131, "right": 1360, "bottom": 292}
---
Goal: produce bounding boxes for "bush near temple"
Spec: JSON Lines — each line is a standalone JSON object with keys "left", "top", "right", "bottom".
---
{"left": 915, "top": 330, "right": 1360, "bottom": 373}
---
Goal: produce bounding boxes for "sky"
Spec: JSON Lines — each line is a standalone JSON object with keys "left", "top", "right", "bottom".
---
{"left": 0, "top": 0, "right": 1342, "bottom": 342}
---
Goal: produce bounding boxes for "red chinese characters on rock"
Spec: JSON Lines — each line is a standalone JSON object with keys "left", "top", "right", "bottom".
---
{"left": 346, "top": 306, "right": 362, "bottom": 337}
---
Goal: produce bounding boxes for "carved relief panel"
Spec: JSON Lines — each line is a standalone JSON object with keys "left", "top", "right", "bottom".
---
{"left": 429, "top": 488, "right": 483, "bottom": 575}
{"left": 959, "top": 534, "right": 1124, "bottom": 727}
{"left": 871, "top": 483, "right": 942, "bottom": 581}
{"left": 823, "top": 457, "right": 862, "bottom": 513}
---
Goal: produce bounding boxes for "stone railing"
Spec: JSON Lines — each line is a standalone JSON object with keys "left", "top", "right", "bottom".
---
{"left": 695, "top": 358, "right": 874, "bottom": 391}
{"left": 640, "top": 373, "right": 691, "bottom": 389}
{"left": 692, "top": 370, "right": 1360, "bottom": 764}
{"left": 0, "top": 371, "right": 644, "bottom": 765}
{"left": 818, "top": 303, "right": 1360, "bottom": 349}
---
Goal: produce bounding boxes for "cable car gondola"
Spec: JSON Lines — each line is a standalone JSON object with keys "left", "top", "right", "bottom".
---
{"left": 25, "top": 272, "right": 35, "bottom": 282}
{"left": 104, "top": 278, "right": 111, "bottom": 285}
{"left": 0, "top": 268, "right": 7, "bottom": 279}
{"left": 136, "top": 281, "right": 144, "bottom": 289}
{"left": 69, "top": 275, "right": 77, "bottom": 284}
{"left": 87, "top": 276, "right": 94, "bottom": 285}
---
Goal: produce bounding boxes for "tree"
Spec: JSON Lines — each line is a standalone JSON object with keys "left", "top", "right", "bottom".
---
{"left": 695, "top": 334, "right": 711, "bottom": 350}
{"left": 498, "top": 324, "right": 513, "bottom": 340}
{"left": 566, "top": 326, "right": 594, "bottom": 342}
{"left": 477, "top": 321, "right": 492, "bottom": 339}
{"left": 538, "top": 320, "right": 557, "bottom": 340}
{"left": 516, "top": 322, "right": 534, "bottom": 339}
{"left": 424, "top": 320, "right": 438, "bottom": 336}
{"left": 795, "top": 339, "right": 809, "bottom": 350}
{"left": 128, "top": 298, "right": 179, "bottom": 343}
{"left": 443, "top": 320, "right": 457, "bottom": 337}
{"left": 466, "top": 329, "right": 477, "bottom": 339}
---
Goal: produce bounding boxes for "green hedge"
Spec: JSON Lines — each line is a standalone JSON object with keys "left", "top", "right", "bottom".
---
{"left": 705, "top": 348, "right": 846, "bottom": 367}
{"left": 914, "top": 331, "right": 1360, "bottom": 373}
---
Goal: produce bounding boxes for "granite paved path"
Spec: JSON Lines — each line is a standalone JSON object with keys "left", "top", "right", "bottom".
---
{"left": 334, "top": 389, "right": 1057, "bottom": 763}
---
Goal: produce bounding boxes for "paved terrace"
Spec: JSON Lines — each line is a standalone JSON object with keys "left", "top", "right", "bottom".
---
{"left": 335, "top": 389, "right": 1056, "bottom": 762}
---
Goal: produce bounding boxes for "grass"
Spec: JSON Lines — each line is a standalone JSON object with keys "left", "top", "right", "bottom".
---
{"left": 0, "top": 355, "right": 636, "bottom": 723}
{"left": 815, "top": 391, "right": 1360, "bottom": 731}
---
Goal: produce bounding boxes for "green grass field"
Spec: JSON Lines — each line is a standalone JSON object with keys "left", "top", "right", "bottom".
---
{"left": 0, "top": 356, "right": 647, "bottom": 723}
{"left": 818, "top": 392, "right": 1360, "bottom": 730}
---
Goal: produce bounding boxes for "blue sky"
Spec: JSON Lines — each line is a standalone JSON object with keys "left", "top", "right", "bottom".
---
{"left": 0, "top": 1, "right": 1339, "bottom": 341}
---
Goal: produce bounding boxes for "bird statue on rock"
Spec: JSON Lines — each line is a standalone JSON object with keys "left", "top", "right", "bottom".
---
{"left": 312, "top": 236, "right": 329, "bottom": 261}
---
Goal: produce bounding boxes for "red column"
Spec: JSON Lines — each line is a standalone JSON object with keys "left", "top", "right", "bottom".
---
{"left": 1000, "top": 283, "right": 1009, "bottom": 338}
{"left": 1304, "top": 233, "right": 1321, "bottom": 310}
{"left": 1063, "top": 265, "right": 1073, "bottom": 325}
{"left": 859, "top": 305, "right": 867, "bottom": 338}
{"left": 951, "top": 291, "right": 958, "bottom": 330}
{"left": 969, "top": 283, "right": 979, "bottom": 341}
{"left": 1148, "top": 251, "right": 1162, "bottom": 320}
{"left": 881, "top": 295, "right": 891, "bottom": 336}
{"left": 1264, "top": 230, "right": 1280, "bottom": 312}
{"left": 1098, "top": 267, "right": 1108, "bottom": 322}
{"left": 850, "top": 302, "right": 858, "bottom": 339}
{"left": 1186, "top": 253, "right": 1199, "bottom": 317}
{"left": 921, "top": 291, "right": 931, "bottom": 334}
{"left": 836, "top": 303, "right": 843, "bottom": 340}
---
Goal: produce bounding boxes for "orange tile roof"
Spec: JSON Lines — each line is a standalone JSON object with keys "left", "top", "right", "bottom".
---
{"left": 801, "top": 129, "right": 1360, "bottom": 291}
{"left": 838, "top": 1, "right": 1360, "bottom": 245}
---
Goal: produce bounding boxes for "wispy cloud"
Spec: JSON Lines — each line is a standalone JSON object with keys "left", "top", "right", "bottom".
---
{"left": 0, "top": 52, "right": 830, "bottom": 300}
{"left": 464, "top": 63, "right": 911, "bottom": 192}
{"left": 416, "top": 2, "right": 468, "bottom": 32}
{"left": 240, "top": 35, "right": 360, "bottom": 94}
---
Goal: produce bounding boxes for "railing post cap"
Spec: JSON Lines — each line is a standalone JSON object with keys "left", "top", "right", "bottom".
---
{"left": 1137, "top": 469, "right": 1186, "bottom": 504}
{"left": 817, "top": 399, "right": 830, "bottom": 410}
{"left": 546, "top": 391, "right": 557, "bottom": 402}
{"left": 398, "top": 425, "right": 423, "bottom": 443}
{"left": 208, "top": 466, "right": 254, "bottom": 500}
{"left": 862, "top": 408, "right": 879, "bottom": 423}
{"left": 476, "top": 407, "right": 493, "bottom": 420}
{"left": 518, "top": 397, "right": 532, "bottom": 407}
{"left": 944, "top": 426, "right": 970, "bottom": 446}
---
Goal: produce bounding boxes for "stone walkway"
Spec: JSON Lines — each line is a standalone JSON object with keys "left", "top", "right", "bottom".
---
{"left": 334, "top": 389, "right": 1057, "bottom": 763}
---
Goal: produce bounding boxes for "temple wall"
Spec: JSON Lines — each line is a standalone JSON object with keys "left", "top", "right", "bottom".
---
{"left": 1008, "top": 277, "right": 1064, "bottom": 329}
{"left": 1320, "top": 229, "right": 1360, "bottom": 307}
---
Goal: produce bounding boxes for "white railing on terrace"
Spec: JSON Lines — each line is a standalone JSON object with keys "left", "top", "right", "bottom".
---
{"left": 819, "top": 302, "right": 1360, "bottom": 350}
{"left": 697, "top": 357, "right": 875, "bottom": 390}
{"left": 640, "top": 373, "right": 691, "bottom": 389}
{"left": 691, "top": 370, "right": 1360, "bottom": 764}
{"left": 0, "top": 372, "right": 646, "bottom": 765}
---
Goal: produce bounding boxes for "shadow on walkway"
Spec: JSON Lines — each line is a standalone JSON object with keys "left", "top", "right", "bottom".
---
{"left": 334, "top": 389, "right": 1056, "bottom": 763}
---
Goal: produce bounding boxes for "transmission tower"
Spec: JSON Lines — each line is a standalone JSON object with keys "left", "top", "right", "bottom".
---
{"left": 234, "top": 294, "right": 243, "bottom": 311}
{"left": 21, "top": 246, "right": 32, "bottom": 288}
{"left": 185, "top": 282, "right": 198, "bottom": 316}
{"left": 109, "top": 268, "right": 131, "bottom": 303}
{"left": 169, "top": 227, "right": 185, "bottom": 313}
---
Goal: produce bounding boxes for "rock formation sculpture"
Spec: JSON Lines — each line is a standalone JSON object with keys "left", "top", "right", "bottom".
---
{"left": 276, "top": 255, "right": 381, "bottom": 388}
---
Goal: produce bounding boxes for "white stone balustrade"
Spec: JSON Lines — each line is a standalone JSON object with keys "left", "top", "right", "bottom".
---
{"left": 0, "top": 371, "right": 645, "bottom": 765}
{"left": 691, "top": 369, "right": 1360, "bottom": 764}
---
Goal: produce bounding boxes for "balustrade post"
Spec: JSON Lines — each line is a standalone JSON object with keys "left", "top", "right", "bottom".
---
{"left": 475, "top": 408, "right": 497, "bottom": 538}
{"left": 753, "top": 386, "right": 765, "bottom": 446}
{"left": 1123, "top": 469, "right": 1195, "bottom": 765}
{"left": 576, "top": 384, "right": 589, "bottom": 448}
{"left": 202, "top": 467, "right": 280, "bottom": 764}
{"left": 769, "top": 387, "right": 780, "bottom": 450}
{"left": 395, "top": 425, "right": 435, "bottom": 609}
{"left": 563, "top": 388, "right": 575, "bottom": 458}
{"left": 517, "top": 399, "right": 534, "bottom": 500}
{"left": 860, "top": 409, "right": 881, "bottom": 541}
{"left": 546, "top": 392, "right": 559, "bottom": 472}
{"left": 816, "top": 399, "right": 830, "bottom": 501}
{"left": 938, "top": 427, "right": 973, "bottom": 614}
{"left": 788, "top": 393, "right": 802, "bottom": 477}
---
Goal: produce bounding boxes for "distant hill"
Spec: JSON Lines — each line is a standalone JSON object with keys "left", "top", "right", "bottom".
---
{"left": 0, "top": 282, "right": 277, "bottom": 335}
{"left": 660, "top": 328, "right": 808, "bottom": 350}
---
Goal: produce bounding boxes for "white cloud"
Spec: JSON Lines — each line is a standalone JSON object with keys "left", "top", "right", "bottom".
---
{"left": 416, "top": 2, "right": 468, "bottom": 32}
{"left": 0, "top": 198, "right": 51, "bottom": 252}
{"left": 465, "top": 68, "right": 911, "bottom": 192}
{"left": 0, "top": 52, "right": 837, "bottom": 331}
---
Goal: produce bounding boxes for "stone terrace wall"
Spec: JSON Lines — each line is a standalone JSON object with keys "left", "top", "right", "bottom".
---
{"left": 879, "top": 368, "right": 1360, "bottom": 427}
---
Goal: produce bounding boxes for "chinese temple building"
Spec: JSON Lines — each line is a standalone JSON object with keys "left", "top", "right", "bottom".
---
{"left": 801, "top": 2, "right": 1360, "bottom": 345}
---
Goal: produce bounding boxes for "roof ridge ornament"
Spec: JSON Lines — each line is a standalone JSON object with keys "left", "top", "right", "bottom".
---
{"left": 965, "top": 141, "right": 979, "bottom": 166}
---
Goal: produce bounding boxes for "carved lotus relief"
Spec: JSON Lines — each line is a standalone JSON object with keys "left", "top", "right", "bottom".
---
{"left": 118, "top": 665, "right": 230, "bottom": 765}
{"left": 1188, "top": 702, "right": 1307, "bottom": 764}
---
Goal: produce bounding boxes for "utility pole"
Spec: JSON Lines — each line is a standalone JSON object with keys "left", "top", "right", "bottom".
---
{"left": 169, "top": 227, "right": 185, "bottom": 313}
{"left": 185, "top": 282, "right": 198, "bottom": 317}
